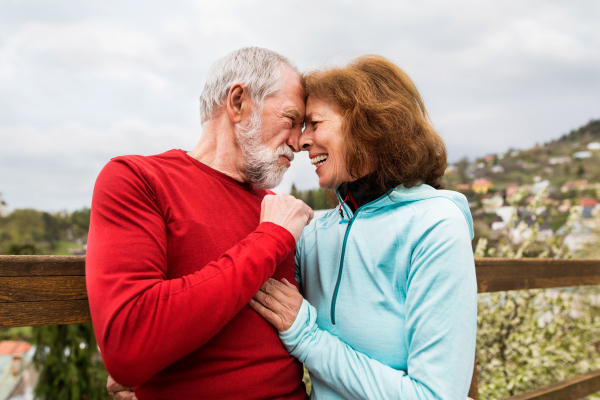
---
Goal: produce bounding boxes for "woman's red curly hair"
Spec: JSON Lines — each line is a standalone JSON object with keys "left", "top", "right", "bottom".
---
{"left": 302, "top": 55, "right": 447, "bottom": 192}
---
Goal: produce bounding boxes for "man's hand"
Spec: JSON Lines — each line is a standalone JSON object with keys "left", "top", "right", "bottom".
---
{"left": 107, "top": 375, "right": 136, "bottom": 400}
{"left": 249, "top": 278, "right": 304, "bottom": 332}
{"left": 260, "top": 194, "right": 313, "bottom": 242}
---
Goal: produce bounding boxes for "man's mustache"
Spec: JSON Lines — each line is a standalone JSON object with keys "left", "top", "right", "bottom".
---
{"left": 278, "top": 145, "right": 294, "bottom": 163}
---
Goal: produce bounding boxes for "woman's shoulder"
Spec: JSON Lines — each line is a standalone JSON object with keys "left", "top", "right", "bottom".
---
{"left": 387, "top": 187, "right": 473, "bottom": 239}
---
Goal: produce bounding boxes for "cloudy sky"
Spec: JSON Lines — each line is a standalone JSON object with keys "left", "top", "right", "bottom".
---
{"left": 1, "top": 0, "right": 599, "bottom": 211}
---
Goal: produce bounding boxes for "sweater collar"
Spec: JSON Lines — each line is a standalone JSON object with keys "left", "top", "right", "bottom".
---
{"left": 337, "top": 173, "right": 386, "bottom": 213}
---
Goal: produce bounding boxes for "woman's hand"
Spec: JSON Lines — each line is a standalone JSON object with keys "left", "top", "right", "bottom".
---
{"left": 107, "top": 375, "right": 136, "bottom": 400}
{"left": 249, "top": 278, "right": 304, "bottom": 332}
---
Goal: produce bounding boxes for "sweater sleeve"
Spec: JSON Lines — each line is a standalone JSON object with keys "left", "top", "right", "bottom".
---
{"left": 86, "top": 159, "right": 296, "bottom": 387}
{"left": 279, "top": 210, "right": 477, "bottom": 400}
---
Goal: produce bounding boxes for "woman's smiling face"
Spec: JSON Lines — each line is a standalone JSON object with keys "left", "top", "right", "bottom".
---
{"left": 300, "top": 96, "right": 354, "bottom": 190}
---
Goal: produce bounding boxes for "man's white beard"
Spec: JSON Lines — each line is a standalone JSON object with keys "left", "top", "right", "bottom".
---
{"left": 234, "top": 109, "right": 294, "bottom": 189}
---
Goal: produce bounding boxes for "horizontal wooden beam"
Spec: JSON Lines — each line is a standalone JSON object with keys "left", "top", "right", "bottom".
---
{"left": 0, "top": 255, "right": 85, "bottom": 277}
{"left": 503, "top": 368, "right": 600, "bottom": 400}
{"left": 0, "top": 256, "right": 598, "bottom": 330}
{"left": 476, "top": 258, "right": 600, "bottom": 293}
{"left": 0, "top": 276, "right": 87, "bottom": 303}
{"left": 0, "top": 299, "right": 91, "bottom": 329}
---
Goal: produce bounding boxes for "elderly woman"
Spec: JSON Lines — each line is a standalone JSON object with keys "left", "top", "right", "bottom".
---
{"left": 249, "top": 56, "right": 477, "bottom": 400}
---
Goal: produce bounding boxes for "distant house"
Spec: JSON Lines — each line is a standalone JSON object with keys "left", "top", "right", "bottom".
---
{"left": 0, "top": 340, "right": 34, "bottom": 398}
{"left": 561, "top": 180, "right": 588, "bottom": 192}
{"left": 582, "top": 207, "right": 597, "bottom": 219}
{"left": 484, "top": 155, "right": 495, "bottom": 163}
{"left": 511, "top": 219, "right": 554, "bottom": 244}
{"left": 472, "top": 178, "right": 493, "bottom": 194}
{"left": 538, "top": 222, "right": 554, "bottom": 242}
{"left": 573, "top": 151, "right": 592, "bottom": 159}
{"left": 505, "top": 183, "right": 521, "bottom": 197}
{"left": 490, "top": 215, "right": 505, "bottom": 231}
{"left": 0, "top": 193, "right": 8, "bottom": 218}
{"left": 482, "top": 194, "right": 504, "bottom": 213}
{"left": 581, "top": 198, "right": 598, "bottom": 208}
{"left": 587, "top": 142, "right": 600, "bottom": 150}
{"left": 532, "top": 180, "right": 550, "bottom": 194}
{"left": 496, "top": 206, "right": 516, "bottom": 224}
{"left": 445, "top": 165, "right": 456, "bottom": 174}
{"left": 491, "top": 165, "right": 504, "bottom": 173}
{"left": 456, "top": 183, "right": 471, "bottom": 190}
{"left": 549, "top": 156, "right": 572, "bottom": 165}
{"left": 562, "top": 222, "right": 598, "bottom": 253}
{"left": 557, "top": 200, "right": 571, "bottom": 213}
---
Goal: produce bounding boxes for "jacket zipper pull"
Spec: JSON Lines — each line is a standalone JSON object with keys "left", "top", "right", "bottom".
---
{"left": 338, "top": 195, "right": 350, "bottom": 223}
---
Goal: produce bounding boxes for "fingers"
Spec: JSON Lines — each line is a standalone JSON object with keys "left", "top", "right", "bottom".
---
{"left": 281, "top": 278, "right": 300, "bottom": 293}
{"left": 107, "top": 375, "right": 132, "bottom": 392}
{"left": 254, "top": 286, "right": 287, "bottom": 316}
{"left": 113, "top": 391, "right": 137, "bottom": 400}
{"left": 261, "top": 278, "right": 296, "bottom": 301}
{"left": 249, "top": 297, "right": 282, "bottom": 330}
{"left": 251, "top": 279, "right": 303, "bottom": 332}
{"left": 259, "top": 193, "right": 311, "bottom": 242}
{"left": 306, "top": 207, "right": 314, "bottom": 225}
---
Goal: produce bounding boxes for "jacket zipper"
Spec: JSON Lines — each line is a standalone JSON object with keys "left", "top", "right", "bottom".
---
{"left": 329, "top": 190, "right": 391, "bottom": 325}
{"left": 330, "top": 209, "right": 358, "bottom": 325}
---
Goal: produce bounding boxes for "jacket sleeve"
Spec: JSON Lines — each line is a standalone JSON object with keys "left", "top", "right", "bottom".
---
{"left": 279, "top": 210, "right": 477, "bottom": 400}
{"left": 86, "top": 159, "right": 296, "bottom": 387}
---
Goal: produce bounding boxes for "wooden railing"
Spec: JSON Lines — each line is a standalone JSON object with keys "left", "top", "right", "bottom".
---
{"left": 1, "top": 256, "right": 600, "bottom": 399}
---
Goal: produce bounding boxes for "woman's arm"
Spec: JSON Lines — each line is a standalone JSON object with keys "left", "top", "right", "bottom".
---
{"left": 251, "top": 212, "right": 477, "bottom": 400}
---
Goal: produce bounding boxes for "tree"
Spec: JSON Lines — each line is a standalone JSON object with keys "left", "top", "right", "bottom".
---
{"left": 71, "top": 207, "right": 91, "bottom": 239}
{"left": 33, "top": 323, "right": 110, "bottom": 400}
{"left": 474, "top": 188, "right": 600, "bottom": 399}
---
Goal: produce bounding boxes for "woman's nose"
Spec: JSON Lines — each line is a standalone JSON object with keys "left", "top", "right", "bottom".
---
{"left": 299, "top": 131, "right": 313, "bottom": 151}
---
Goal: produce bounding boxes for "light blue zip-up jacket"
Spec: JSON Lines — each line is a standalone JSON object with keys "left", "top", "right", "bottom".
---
{"left": 279, "top": 184, "right": 477, "bottom": 400}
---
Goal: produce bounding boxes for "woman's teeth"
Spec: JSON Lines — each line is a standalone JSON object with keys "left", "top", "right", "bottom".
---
{"left": 311, "top": 155, "right": 328, "bottom": 167}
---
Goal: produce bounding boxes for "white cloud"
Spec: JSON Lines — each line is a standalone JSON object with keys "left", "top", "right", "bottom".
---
{"left": 0, "top": 120, "right": 199, "bottom": 210}
{"left": 1, "top": 0, "right": 599, "bottom": 210}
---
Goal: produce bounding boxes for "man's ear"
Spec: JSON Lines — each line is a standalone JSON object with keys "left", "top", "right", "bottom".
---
{"left": 226, "top": 83, "right": 251, "bottom": 124}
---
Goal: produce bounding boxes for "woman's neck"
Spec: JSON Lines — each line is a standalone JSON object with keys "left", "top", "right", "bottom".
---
{"left": 337, "top": 173, "right": 386, "bottom": 212}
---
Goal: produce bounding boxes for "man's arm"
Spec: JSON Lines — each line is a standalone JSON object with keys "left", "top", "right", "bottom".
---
{"left": 86, "top": 158, "right": 310, "bottom": 387}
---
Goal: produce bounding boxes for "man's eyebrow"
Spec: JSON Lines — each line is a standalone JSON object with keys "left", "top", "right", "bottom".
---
{"left": 304, "top": 112, "right": 313, "bottom": 123}
{"left": 284, "top": 108, "right": 302, "bottom": 120}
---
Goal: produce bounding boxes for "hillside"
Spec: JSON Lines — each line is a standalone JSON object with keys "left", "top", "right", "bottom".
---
{"left": 443, "top": 119, "right": 600, "bottom": 190}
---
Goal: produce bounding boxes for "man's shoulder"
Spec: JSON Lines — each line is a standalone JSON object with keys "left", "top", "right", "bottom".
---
{"left": 96, "top": 150, "right": 187, "bottom": 193}
{"left": 110, "top": 149, "right": 184, "bottom": 171}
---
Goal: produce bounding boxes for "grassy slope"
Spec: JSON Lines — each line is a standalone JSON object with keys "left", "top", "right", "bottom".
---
{"left": 445, "top": 119, "right": 600, "bottom": 189}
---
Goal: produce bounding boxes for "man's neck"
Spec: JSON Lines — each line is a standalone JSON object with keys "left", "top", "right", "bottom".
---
{"left": 187, "top": 118, "right": 248, "bottom": 183}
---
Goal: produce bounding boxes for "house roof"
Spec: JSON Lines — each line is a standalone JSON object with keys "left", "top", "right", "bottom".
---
{"left": 473, "top": 178, "right": 493, "bottom": 186}
{"left": 581, "top": 198, "right": 598, "bottom": 208}
{"left": 0, "top": 341, "right": 32, "bottom": 356}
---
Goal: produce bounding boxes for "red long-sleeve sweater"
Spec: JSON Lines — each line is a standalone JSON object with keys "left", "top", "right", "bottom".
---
{"left": 86, "top": 149, "right": 306, "bottom": 399}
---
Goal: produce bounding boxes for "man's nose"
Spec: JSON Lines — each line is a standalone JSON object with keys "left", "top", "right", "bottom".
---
{"left": 286, "top": 126, "right": 302, "bottom": 153}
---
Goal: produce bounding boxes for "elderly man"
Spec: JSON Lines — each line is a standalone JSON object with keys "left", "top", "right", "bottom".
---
{"left": 86, "top": 47, "right": 312, "bottom": 399}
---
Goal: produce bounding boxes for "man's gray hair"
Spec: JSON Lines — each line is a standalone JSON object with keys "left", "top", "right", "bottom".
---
{"left": 199, "top": 47, "right": 299, "bottom": 125}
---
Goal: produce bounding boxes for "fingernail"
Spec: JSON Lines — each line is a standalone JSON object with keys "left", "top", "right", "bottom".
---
{"left": 133, "top": 397, "right": 138, "bottom": 400}
{"left": 249, "top": 298, "right": 255, "bottom": 305}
